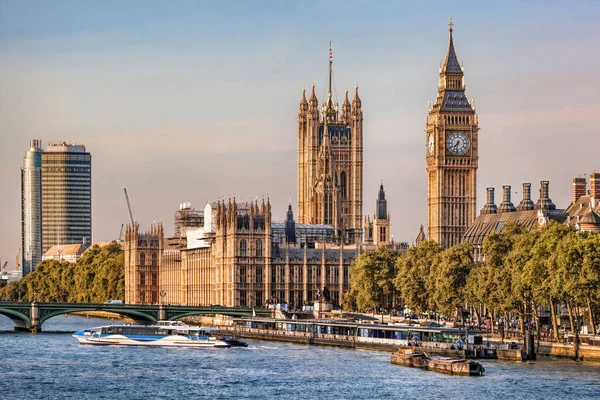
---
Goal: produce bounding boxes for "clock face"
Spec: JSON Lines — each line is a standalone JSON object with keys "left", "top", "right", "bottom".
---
{"left": 427, "top": 134, "right": 434, "bottom": 156}
{"left": 446, "top": 131, "right": 470, "bottom": 155}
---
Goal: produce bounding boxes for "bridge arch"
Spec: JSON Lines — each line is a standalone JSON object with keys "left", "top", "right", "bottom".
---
{"left": 0, "top": 307, "right": 32, "bottom": 331}
{"left": 39, "top": 306, "right": 158, "bottom": 327}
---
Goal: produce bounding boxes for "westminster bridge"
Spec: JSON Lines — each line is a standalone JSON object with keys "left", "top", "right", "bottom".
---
{"left": 0, "top": 302, "right": 272, "bottom": 332}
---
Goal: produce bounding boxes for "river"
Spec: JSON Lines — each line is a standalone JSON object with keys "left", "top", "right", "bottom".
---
{"left": 0, "top": 315, "right": 599, "bottom": 399}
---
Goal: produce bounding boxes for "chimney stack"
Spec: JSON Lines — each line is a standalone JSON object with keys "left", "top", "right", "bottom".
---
{"left": 498, "top": 185, "right": 516, "bottom": 213}
{"left": 591, "top": 173, "right": 600, "bottom": 200}
{"left": 517, "top": 183, "right": 535, "bottom": 211}
{"left": 480, "top": 187, "right": 498, "bottom": 215}
{"left": 572, "top": 177, "right": 587, "bottom": 203}
{"left": 535, "top": 180, "right": 556, "bottom": 211}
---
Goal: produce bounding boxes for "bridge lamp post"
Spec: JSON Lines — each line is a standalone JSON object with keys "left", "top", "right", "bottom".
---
{"left": 141, "top": 291, "right": 145, "bottom": 305}
{"left": 160, "top": 291, "right": 166, "bottom": 305}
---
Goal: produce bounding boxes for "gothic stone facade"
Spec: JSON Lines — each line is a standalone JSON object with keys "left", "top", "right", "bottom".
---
{"left": 426, "top": 20, "right": 479, "bottom": 248}
{"left": 297, "top": 45, "right": 363, "bottom": 244}
{"left": 124, "top": 223, "right": 163, "bottom": 304}
{"left": 124, "top": 200, "right": 356, "bottom": 308}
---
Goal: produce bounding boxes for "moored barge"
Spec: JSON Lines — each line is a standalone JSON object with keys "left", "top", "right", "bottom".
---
{"left": 391, "top": 347, "right": 485, "bottom": 376}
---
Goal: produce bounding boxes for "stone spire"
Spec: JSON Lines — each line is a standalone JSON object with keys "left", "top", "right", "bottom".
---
{"left": 376, "top": 181, "right": 387, "bottom": 220}
{"left": 308, "top": 83, "right": 318, "bottom": 115}
{"left": 323, "top": 40, "right": 338, "bottom": 123}
{"left": 416, "top": 223, "right": 426, "bottom": 246}
{"left": 352, "top": 84, "right": 361, "bottom": 109}
{"left": 441, "top": 17, "right": 463, "bottom": 76}
{"left": 299, "top": 87, "right": 308, "bottom": 117}
{"left": 341, "top": 88, "right": 351, "bottom": 122}
{"left": 285, "top": 202, "right": 296, "bottom": 243}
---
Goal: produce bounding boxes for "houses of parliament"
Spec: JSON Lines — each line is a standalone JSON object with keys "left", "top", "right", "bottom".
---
{"left": 124, "top": 20, "right": 480, "bottom": 307}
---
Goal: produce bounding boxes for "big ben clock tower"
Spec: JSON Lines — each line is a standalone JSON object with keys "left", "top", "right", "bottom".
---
{"left": 426, "top": 18, "right": 479, "bottom": 248}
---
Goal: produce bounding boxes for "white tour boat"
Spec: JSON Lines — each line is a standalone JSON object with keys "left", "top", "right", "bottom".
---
{"left": 73, "top": 320, "right": 230, "bottom": 348}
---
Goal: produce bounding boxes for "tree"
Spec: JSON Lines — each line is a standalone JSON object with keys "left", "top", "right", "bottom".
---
{"left": 522, "top": 222, "right": 573, "bottom": 339}
{"left": 579, "top": 233, "right": 600, "bottom": 335}
{"left": 394, "top": 240, "right": 442, "bottom": 316}
{"left": 344, "top": 247, "right": 398, "bottom": 313}
{"left": 481, "top": 222, "right": 529, "bottom": 333}
{"left": 432, "top": 242, "right": 474, "bottom": 321}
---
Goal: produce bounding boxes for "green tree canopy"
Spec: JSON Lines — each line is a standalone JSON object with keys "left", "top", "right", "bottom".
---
{"left": 0, "top": 243, "right": 124, "bottom": 302}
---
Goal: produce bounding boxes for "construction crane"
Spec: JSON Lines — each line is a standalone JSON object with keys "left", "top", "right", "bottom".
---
{"left": 16, "top": 248, "right": 20, "bottom": 272}
{"left": 118, "top": 223, "right": 124, "bottom": 241}
{"left": 124, "top": 188, "right": 135, "bottom": 226}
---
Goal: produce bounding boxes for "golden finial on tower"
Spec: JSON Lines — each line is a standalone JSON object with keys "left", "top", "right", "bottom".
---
{"left": 448, "top": 16, "right": 453, "bottom": 32}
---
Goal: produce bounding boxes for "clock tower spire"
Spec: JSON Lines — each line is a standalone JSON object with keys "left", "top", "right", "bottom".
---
{"left": 425, "top": 18, "right": 479, "bottom": 248}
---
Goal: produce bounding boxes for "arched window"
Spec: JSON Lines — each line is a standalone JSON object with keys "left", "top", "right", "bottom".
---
{"left": 256, "top": 239, "right": 263, "bottom": 257}
{"left": 340, "top": 171, "right": 347, "bottom": 199}
{"left": 140, "top": 252, "right": 146, "bottom": 266}
{"left": 240, "top": 240, "right": 247, "bottom": 257}
{"left": 151, "top": 253, "right": 157, "bottom": 266}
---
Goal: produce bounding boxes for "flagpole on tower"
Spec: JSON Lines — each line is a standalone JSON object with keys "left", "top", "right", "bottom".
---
{"left": 328, "top": 40, "right": 333, "bottom": 96}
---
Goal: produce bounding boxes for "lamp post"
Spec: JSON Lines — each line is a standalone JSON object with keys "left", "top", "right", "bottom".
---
{"left": 140, "top": 291, "right": 145, "bottom": 305}
{"left": 160, "top": 290, "right": 166, "bottom": 305}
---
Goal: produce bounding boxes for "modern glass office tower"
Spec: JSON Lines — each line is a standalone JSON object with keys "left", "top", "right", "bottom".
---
{"left": 21, "top": 139, "right": 43, "bottom": 276}
{"left": 41, "top": 142, "right": 92, "bottom": 254}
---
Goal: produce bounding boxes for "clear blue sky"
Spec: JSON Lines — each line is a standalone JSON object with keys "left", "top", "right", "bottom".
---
{"left": 1, "top": 0, "right": 599, "bottom": 269}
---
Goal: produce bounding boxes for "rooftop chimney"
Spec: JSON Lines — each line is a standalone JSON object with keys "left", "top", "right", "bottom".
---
{"left": 480, "top": 187, "right": 497, "bottom": 215}
{"left": 517, "top": 183, "right": 535, "bottom": 211}
{"left": 498, "top": 185, "right": 516, "bottom": 213}
{"left": 591, "top": 173, "right": 600, "bottom": 200}
{"left": 535, "top": 180, "right": 556, "bottom": 211}
{"left": 572, "top": 177, "right": 587, "bottom": 203}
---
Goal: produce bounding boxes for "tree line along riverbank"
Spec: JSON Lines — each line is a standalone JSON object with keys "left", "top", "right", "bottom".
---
{"left": 343, "top": 222, "right": 600, "bottom": 343}
{"left": 0, "top": 243, "right": 124, "bottom": 303}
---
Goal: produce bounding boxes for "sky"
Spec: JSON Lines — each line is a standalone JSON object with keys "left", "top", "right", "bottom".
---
{"left": 1, "top": 0, "right": 599, "bottom": 271}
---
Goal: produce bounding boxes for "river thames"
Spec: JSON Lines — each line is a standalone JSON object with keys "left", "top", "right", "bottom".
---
{"left": 1, "top": 315, "right": 599, "bottom": 399}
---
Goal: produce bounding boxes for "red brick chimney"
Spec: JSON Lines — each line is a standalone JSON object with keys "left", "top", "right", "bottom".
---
{"left": 573, "top": 177, "right": 587, "bottom": 203}
{"left": 591, "top": 173, "right": 600, "bottom": 199}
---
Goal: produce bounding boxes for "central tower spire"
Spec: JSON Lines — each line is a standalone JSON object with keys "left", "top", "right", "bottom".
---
{"left": 324, "top": 40, "right": 338, "bottom": 123}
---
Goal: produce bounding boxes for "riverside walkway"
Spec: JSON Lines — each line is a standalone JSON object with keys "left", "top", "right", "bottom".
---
{"left": 0, "top": 302, "right": 271, "bottom": 332}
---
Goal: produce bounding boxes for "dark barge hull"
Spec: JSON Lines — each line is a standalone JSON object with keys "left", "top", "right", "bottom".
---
{"left": 391, "top": 348, "right": 485, "bottom": 376}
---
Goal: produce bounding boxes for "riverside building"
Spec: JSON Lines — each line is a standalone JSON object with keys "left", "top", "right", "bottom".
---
{"left": 125, "top": 200, "right": 358, "bottom": 308}
{"left": 21, "top": 139, "right": 43, "bottom": 276}
{"left": 462, "top": 176, "right": 600, "bottom": 262}
{"left": 41, "top": 142, "right": 92, "bottom": 254}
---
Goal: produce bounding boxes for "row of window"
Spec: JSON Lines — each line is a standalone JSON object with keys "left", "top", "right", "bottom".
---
{"left": 239, "top": 239, "right": 262, "bottom": 257}
{"left": 42, "top": 156, "right": 90, "bottom": 163}
{"left": 139, "top": 272, "right": 158, "bottom": 286}
{"left": 139, "top": 253, "right": 158, "bottom": 266}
